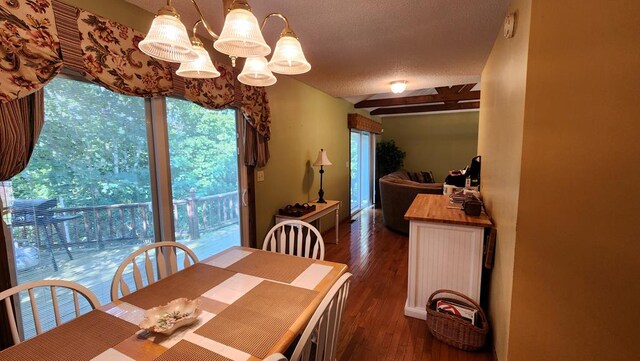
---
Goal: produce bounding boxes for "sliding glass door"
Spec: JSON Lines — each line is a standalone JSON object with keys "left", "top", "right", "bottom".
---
{"left": 350, "top": 131, "right": 374, "bottom": 214}
{"left": 166, "top": 98, "right": 242, "bottom": 259}
{"left": 1, "top": 76, "right": 155, "bottom": 338}
{"left": 0, "top": 76, "right": 247, "bottom": 339}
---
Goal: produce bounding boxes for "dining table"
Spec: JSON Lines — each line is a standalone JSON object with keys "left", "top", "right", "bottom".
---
{"left": 0, "top": 246, "right": 348, "bottom": 361}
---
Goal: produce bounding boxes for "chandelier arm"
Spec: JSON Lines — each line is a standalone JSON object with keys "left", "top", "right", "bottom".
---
{"left": 260, "top": 13, "right": 290, "bottom": 31}
{"left": 189, "top": 0, "right": 219, "bottom": 39}
{"left": 191, "top": 19, "right": 202, "bottom": 39}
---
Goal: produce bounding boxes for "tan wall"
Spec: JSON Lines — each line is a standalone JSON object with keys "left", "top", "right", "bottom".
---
{"left": 477, "top": 1, "right": 531, "bottom": 359}
{"left": 507, "top": 1, "right": 640, "bottom": 360}
{"left": 257, "top": 76, "right": 375, "bottom": 243}
{"left": 381, "top": 112, "right": 479, "bottom": 182}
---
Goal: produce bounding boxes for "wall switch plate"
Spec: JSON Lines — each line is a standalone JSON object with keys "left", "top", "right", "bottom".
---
{"left": 346, "top": 162, "right": 349, "bottom": 168}
{"left": 256, "top": 170, "right": 265, "bottom": 182}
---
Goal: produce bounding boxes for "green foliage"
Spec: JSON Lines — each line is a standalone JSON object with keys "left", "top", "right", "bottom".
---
{"left": 166, "top": 98, "right": 237, "bottom": 199}
{"left": 376, "top": 140, "right": 406, "bottom": 176}
{"left": 11, "top": 77, "right": 238, "bottom": 207}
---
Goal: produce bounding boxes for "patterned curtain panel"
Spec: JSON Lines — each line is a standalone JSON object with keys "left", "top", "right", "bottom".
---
{"left": 0, "top": 0, "right": 62, "bottom": 102}
{"left": 0, "top": 90, "right": 44, "bottom": 180}
{"left": 183, "top": 63, "right": 235, "bottom": 109}
{"left": 0, "top": 90, "right": 44, "bottom": 349}
{"left": 237, "top": 84, "right": 271, "bottom": 140}
{"left": 76, "top": 10, "right": 173, "bottom": 97}
{"left": 236, "top": 84, "right": 271, "bottom": 167}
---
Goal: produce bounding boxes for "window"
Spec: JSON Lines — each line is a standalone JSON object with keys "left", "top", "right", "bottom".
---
{"left": 166, "top": 98, "right": 241, "bottom": 259}
{"left": 350, "top": 131, "right": 374, "bottom": 214}
{"left": 1, "top": 76, "right": 155, "bottom": 337}
{"left": 1, "top": 76, "right": 249, "bottom": 340}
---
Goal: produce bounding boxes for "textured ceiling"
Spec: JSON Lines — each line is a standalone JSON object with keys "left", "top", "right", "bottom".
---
{"left": 125, "top": 0, "right": 509, "bottom": 102}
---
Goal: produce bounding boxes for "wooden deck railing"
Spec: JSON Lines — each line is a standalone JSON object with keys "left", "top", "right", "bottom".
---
{"left": 6, "top": 190, "right": 239, "bottom": 250}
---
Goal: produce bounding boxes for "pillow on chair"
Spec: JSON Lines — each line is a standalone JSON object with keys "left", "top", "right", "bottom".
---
{"left": 408, "top": 172, "right": 424, "bottom": 183}
{"left": 421, "top": 171, "right": 435, "bottom": 183}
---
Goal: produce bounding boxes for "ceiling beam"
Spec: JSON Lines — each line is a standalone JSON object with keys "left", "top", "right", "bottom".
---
{"left": 354, "top": 90, "right": 480, "bottom": 109}
{"left": 370, "top": 101, "right": 480, "bottom": 116}
{"left": 435, "top": 83, "right": 477, "bottom": 104}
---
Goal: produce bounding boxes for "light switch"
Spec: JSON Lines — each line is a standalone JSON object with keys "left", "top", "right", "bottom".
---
{"left": 256, "top": 170, "right": 265, "bottom": 182}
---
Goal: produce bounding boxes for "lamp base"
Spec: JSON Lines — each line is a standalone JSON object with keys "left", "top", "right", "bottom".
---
{"left": 317, "top": 189, "right": 326, "bottom": 203}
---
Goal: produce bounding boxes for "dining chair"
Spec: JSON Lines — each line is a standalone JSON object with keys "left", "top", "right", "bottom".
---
{"left": 0, "top": 279, "right": 100, "bottom": 345}
{"left": 289, "top": 272, "right": 352, "bottom": 361}
{"left": 262, "top": 220, "right": 325, "bottom": 260}
{"left": 110, "top": 241, "right": 198, "bottom": 301}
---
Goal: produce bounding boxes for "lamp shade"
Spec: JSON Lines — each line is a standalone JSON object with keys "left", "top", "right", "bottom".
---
{"left": 176, "top": 43, "right": 221, "bottom": 78}
{"left": 214, "top": 8, "right": 271, "bottom": 58}
{"left": 238, "top": 56, "right": 277, "bottom": 87}
{"left": 139, "top": 14, "right": 198, "bottom": 63}
{"left": 313, "top": 149, "right": 332, "bottom": 166}
{"left": 268, "top": 35, "right": 311, "bottom": 75}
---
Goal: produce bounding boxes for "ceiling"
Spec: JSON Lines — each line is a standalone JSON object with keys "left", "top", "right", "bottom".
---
{"left": 125, "top": 0, "right": 510, "bottom": 111}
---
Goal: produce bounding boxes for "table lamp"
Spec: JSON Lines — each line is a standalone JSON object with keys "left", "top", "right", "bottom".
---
{"left": 313, "top": 149, "right": 332, "bottom": 203}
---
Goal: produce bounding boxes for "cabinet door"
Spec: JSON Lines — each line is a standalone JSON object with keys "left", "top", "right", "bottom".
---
{"left": 405, "top": 221, "right": 484, "bottom": 320}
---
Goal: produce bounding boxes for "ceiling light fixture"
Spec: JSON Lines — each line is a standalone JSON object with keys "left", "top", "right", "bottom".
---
{"left": 390, "top": 81, "right": 407, "bottom": 94}
{"left": 140, "top": 0, "right": 311, "bottom": 86}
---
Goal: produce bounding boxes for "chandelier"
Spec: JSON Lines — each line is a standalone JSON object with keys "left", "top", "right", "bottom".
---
{"left": 139, "top": 0, "right": 311, "bottom": 86}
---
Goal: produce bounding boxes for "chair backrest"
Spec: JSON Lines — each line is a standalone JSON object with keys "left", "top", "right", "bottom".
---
{"left": 110, "top": 241, "right": 198, "bottom": 301}
{"left": 290, "top": 272, "right": 352, "bottom": 361}
{"left": 0, "top": 279, "right": 100, "bottom": 345}
{"left": 262, "top": 220, "right": 325, "bottom": 260}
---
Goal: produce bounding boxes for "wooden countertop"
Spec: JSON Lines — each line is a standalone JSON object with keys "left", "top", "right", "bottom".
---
{"left": 404, "top": 194, "right": 493, "bottom": 228}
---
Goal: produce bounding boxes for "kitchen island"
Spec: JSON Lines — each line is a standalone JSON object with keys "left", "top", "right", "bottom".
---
{"left": 403, "top": 194, "right": 492, "bottom": 320}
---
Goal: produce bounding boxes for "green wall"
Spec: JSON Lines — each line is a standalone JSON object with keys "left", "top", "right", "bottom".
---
{"left": 381, "top": 112, "right": 479, "bottom": 182}
{"left": 258, "top": 76, "right": 374, "bottom": 242}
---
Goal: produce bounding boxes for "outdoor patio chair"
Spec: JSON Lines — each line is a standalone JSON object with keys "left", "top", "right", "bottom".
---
{"left": 0, "top": 279, "right": 100, "bottom": 345}
{"left": 110, "top": 241, "right": 198, "bottom": 301}
{"left": 262, "top": 220, "right": 325, "bottom": 260}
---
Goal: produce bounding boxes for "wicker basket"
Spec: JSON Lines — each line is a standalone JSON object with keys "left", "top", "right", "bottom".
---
{"left": 426, "top": 289, "right": 489, "bottom": 351}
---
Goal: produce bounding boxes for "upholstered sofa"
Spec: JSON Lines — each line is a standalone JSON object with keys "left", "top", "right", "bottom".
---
{"left": 379, "top": 171, "right": 444, "bottom": 234}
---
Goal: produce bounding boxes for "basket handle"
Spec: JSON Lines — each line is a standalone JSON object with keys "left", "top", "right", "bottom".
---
{"left": 427, "top": 289, "right": 489, "bottom": 332}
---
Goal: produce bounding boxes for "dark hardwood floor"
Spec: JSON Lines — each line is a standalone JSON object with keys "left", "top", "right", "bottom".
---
{"left": 323, "top": 208, "right": 493, "bottom": 361}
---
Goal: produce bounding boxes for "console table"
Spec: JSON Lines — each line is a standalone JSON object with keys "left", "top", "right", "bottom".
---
{"left": 275, "top": 200, "right": 340, "bottom": 244}
{"left": 403, "top": 194, "right": 492, "bottom": 320}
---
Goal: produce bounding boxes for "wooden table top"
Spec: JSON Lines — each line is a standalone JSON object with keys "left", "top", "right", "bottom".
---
{"left": 404, "top": 194, "right": 493, "bottom": 228}
{"left": 0, "top": 246, "right": 348, "bottom": 361}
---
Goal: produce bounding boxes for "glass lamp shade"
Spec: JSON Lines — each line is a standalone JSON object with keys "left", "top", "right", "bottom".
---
{"left": 238, "top": 56, "right": 277, "bottom": 87}
{"left": 268, "top": 35, "right": 311, "bottom": 75}
{"left": 139, "top": 14, "right": 197, "bottom": 63}
{"left": 313, "top": 149, "right": 332, "bottom": 166}
{"left": 214, "top": 9, "right": 271, "bottom": 58}
{"left": 176, "top": 44, "right": 221, "bottom": 79}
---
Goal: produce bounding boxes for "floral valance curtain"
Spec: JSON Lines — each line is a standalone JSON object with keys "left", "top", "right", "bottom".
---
{"left": 0, "top": 0, "right": 62, "bottom": 102}
{"left": 76, "top": 10, "right": 173, "bottom": 97}
{"left": 183, "top": 66, "right": 235, "bottom": 109}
